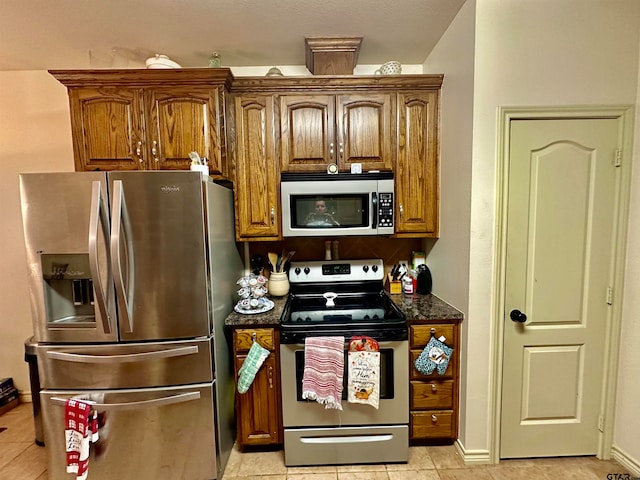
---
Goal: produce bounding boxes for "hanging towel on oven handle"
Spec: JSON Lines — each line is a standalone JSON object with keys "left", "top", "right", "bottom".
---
{"left": 415, "top": 336, "right": 453, "bottom": 376}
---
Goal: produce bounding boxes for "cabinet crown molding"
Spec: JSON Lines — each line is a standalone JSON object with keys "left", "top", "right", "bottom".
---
{"left": 49, "top": 68, "right": 235, "bottom": 89}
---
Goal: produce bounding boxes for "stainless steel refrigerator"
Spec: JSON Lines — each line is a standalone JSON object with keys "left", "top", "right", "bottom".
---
{"left": 19, "top": 171, "right": 243, "bottom": 480}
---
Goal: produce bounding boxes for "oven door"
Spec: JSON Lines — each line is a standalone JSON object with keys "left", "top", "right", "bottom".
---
{"left": 280, "top": 340, "right": 408, "bottom": 427}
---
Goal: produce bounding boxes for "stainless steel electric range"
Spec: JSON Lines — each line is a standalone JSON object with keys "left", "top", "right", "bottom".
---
{"left": 279, "top": 259, "right": 409, "bottom": 467}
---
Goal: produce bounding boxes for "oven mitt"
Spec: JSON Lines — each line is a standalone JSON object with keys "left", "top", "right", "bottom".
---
{"left": 237, "top": 341, "right": 270, "bottom": 394}
{"left": 415, "top": 336, "right": 453, "bottom": 375}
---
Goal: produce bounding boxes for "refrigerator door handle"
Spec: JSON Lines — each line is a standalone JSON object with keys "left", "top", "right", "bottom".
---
{"left": 50, "top": 391, "right": 201, "bottom": 411}
{"left": 46, "top": 345, "right": 199, "bottom": 363}
{"left": 110, "top": 179, "right": 135, "bottom": 333}
{"left": 89, "top": 180, "right": 113, "bottom": 334}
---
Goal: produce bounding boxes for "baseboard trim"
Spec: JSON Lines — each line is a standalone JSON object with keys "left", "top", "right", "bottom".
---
{"left": 18, "top": 391, "right": 32, "bottom": 403}
{"left": 611, "top": 445, "right": 640, "bottom": 477}
{"left": 455, "top": 439, "right": 492, "bottom": 465}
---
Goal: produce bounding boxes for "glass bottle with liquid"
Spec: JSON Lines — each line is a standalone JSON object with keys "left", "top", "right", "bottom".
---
{"left": 208, "top": 52, "right": 221, "bottom": 68}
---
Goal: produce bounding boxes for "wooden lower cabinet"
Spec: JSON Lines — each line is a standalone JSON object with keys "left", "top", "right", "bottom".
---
{"left": 409, "top": 322, "right": 460, "bottom": 443}
{"left": 232, "top": 328, "right": 282, "bottom": 448}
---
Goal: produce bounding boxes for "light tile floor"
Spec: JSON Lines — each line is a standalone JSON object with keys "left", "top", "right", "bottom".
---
{"left": 1, "top": 402, "right": 633, "bottom": 480}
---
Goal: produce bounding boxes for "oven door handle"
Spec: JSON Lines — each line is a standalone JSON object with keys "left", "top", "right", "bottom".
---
{"left": 372, "top": 192, "right": 378, "bottom": 229}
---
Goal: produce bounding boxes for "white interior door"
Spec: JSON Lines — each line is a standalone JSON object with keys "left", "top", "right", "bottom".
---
{"left": 500, "top": 118, "right": 620, "bottom": 458}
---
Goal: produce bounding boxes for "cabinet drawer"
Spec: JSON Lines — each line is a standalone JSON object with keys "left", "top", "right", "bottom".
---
{"left": 410, "top": 324, "right": 455, "bottom": 349}
{"left": 410, "top": 411, "right": 456, "bottom": 439}
{"left": 410, "top": 380, "right": 454, "bottom": 410}
{"left": 234, "top": 328, "right": 275, "bottom": 352}
{"left": 410, "top": 350, "right": 455, "bottom": 379}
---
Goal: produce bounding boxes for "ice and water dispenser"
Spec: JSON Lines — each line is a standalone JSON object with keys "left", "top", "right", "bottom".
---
{"left": 40, "top": 253, "right": 96, "bottom": 326}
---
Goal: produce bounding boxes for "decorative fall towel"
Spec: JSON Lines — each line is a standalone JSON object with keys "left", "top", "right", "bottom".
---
{"left": 347, "top": 336, "right": 380, "bottom": 408}
{"left": 347, "top": 350, "right": 380, "bottom": 409}
{"left": 65, "top": 398, "right": 99, "bottom": 480}
{"left": 302, "top": 336, "right": 345, "bottom": 410}
{"left": 415, "top": 336, "right": 453, "bottom": 376}
{"left": 237, "top": 341, "right": 270, "bottom": 394}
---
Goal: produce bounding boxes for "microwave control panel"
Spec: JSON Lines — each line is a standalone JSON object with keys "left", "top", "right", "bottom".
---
{"left": 378, "top": 192, "right": 394, "bottom": 227}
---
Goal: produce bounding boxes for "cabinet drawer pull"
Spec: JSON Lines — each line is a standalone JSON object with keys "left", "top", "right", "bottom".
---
{"left": 399, "top": 203, "right": 404, "bottom": 219}
{"left": 431, "top": 414, "right": 438, "bottom": 423}
{"left": 152, "top": 140, "right": 158, "bottom": 162}
{"left": 136, "top": 141, "right": 143, "bottom": 163}
{"left": 268, "top": 365, "right": 273, "bottom": 389}
{"left": 270, "top": 206, "right": 275, "bottom": 225}
{"left": 431, "top": 384, "right": 437, "bottom": 392}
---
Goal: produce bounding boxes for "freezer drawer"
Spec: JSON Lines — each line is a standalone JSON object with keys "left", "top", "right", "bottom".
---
{"left": 37, "top": 338, "right": 213, "bottom": 389}
{"left": 42, "top": 384, "right": 217, "bottom": 480}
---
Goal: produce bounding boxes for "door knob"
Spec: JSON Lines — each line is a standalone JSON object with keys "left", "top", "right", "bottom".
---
{"left": 510, "top": 309, "right": 527, "bottom": 323}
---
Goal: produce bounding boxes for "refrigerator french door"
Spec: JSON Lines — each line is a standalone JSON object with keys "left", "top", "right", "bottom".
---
{"left": 20, "top": 171, "right": 211, "bottom": 344}
{"left": 19, "top": 171, "right": 243, "bottom": 480}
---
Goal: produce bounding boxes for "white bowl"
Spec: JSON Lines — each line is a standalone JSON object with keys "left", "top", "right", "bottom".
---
{"left": 145, "top": 54, "right": 181, "bottom": 69}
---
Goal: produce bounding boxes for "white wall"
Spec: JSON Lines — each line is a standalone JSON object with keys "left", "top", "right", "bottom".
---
{"left": 0, "top": 71, "right": 74, "bottom": 394}
{"left": 614, "top": 44, "right": 640, "bottom": 468}
{"left": 468, "top": 0, "right": 640, "bottom": 462}
{"left": 422, "top": 0, "right": 476, "bottom": 452}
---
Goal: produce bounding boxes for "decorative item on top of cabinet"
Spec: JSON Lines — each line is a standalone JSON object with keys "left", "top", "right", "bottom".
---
{"left": 395, "top": 90, "right": 440, "bottom": 237}
{"left": 232, "top": 94, "right": 281, "bottom": 240}
{"left": 279, "top": 92, "right": 393, "bottom": 173}
{"left": 409, "top": 322, "right": 460, "bottom": 443}
{"left": 49, "top": 69, "right": 233, "bottom": 174}
{"left": 233, "top": 328, "right": 282, "bottom": 448}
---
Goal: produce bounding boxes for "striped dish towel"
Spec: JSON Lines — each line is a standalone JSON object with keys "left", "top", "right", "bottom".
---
{"left": 302, "top": 336, "right": 345, "bottom": 410}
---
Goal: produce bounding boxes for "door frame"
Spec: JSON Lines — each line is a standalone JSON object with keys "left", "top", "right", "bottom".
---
{"left": 489, "top": 106, "right": 634, "bottom": 463}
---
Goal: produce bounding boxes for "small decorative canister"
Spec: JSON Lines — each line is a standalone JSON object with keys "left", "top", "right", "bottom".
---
{"left": 268, "top": 272, "right": 290, "bottom": 296}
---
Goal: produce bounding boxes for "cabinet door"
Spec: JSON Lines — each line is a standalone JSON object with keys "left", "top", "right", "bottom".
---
{"left": 280, "top": 94, "right": 335, "bottom": 172}
{"left": 234, "top": 95, "right": 280, "bottom": 239}
{"left": 395, "top": 91, "right": 440, "bottom": 237}
{"left": 145, "top": 88, "right": 223, "bottom": 172}
{"left": 337, "top": 93, "right": 394, "bottom": 172}
{"left": 235, "top": 354, "right": 281, "bottom": 446}
{"left": 68, "top": 88, "right": 144, "bottom": 171}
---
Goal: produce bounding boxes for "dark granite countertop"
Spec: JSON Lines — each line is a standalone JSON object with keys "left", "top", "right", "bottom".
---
{"left": 388, "top": 293, "right": 463, "bottom": 323}
{"left": 224, "top": 292, "right": 462, "bottom": 327}
{"left": 224, "top": 296, "right": 288, "bottom": 327}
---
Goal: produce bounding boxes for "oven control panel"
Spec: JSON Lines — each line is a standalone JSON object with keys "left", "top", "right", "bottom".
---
{"left": 289, "top": 259, "right": 384, "bottom": 283}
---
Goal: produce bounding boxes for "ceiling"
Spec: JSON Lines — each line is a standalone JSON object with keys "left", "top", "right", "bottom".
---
{"left": 0, "top": 0, "right": 466, "bottom": 72}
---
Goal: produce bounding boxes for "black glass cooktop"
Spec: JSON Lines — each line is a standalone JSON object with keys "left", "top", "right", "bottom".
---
{"left": 279, "top": 282, "right": 407, "bottom": 344}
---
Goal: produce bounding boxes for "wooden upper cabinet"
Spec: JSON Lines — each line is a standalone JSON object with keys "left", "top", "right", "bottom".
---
{"left": 337, "top": 93, "right": 393, "bottom": 172}
{"left": 280, "top": 93, "right": 393, "bottom": 172}
{"left": 233, "top": 94, "right": 280, "bottom": 240}
{"left": 50, "top": 69, "right": 234, "bottom": 175}
{"left": 280, "top": 94, "right": 334, "bottom": 171}
{"left": 144, "top": 88, "right": 224, "bottom": 172}
{"left": 395, "top": 91, "right": 440, "bottom": 237}
{"left": 68, "top": 88, "right": 143, "bottom": 171}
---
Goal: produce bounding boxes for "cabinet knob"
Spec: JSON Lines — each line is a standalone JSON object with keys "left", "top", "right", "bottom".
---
{"left": 399, "top": 203, "right": 404, "bottom": 219}
{"left": 268, "top": 365, "right": 273, "bottom": 389}
{"left": 431, "top": 384, "right": 437, "bottom": 392}
{"left": 152, "top": 140, "right": 158, "bottom": 162}
{"left": 270, "top": 207, "right": 275, "bottom": 225}
{"left": 329, "top": 142, "right": 334, "bottom": 160}
{"left": 431, "top": 414, "right": 438, "bottom": 423}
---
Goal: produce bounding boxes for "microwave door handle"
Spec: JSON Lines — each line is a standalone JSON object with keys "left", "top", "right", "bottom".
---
{"left": 88, "top": 181, "right": 112, "bottom": 334}
{"left": 372, "top": 192, "right": 378, "bottom": 229}
{"left": 110, "top": 180, "right": 134, "bottom": 333}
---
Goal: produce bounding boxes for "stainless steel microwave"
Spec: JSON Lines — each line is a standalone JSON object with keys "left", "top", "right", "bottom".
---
{"left": 281, "top": 172, "right": 394, "bottom": 237}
